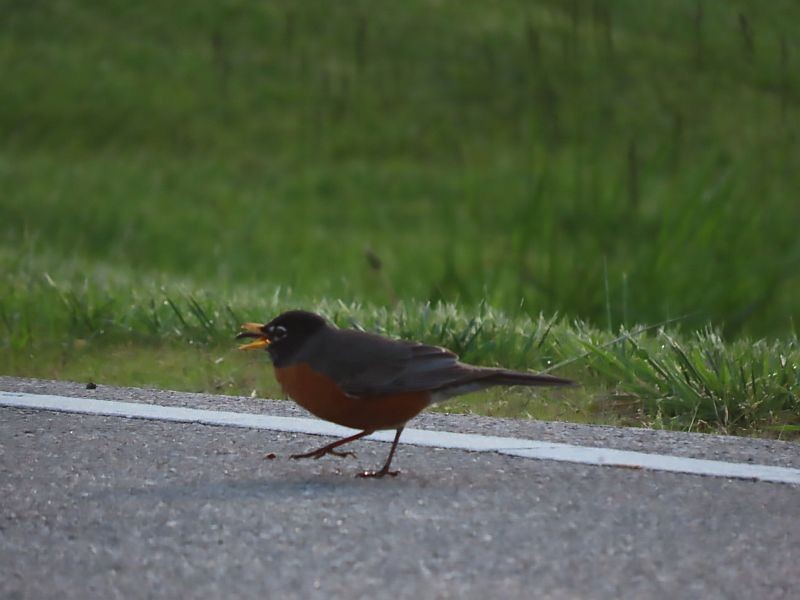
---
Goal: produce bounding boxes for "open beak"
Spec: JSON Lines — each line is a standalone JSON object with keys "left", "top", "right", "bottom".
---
{"left": 236, "top": 322, "right": 271, "bottom": 351}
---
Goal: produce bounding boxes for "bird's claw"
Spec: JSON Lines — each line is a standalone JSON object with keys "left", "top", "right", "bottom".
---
{"left": 290, "top": 448, "right": 356, "bottom": 460}
{"left": 329, "top": 449, "right": 357, "bottom": 458}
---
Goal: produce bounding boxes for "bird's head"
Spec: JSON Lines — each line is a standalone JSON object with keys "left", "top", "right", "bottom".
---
{"left": 236, "top": 310, "right": 329, "bottom": 365}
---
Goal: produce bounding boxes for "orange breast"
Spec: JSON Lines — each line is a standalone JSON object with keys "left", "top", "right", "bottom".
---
{"left": 274, "top": 363, "right": 431, "bottom": 431}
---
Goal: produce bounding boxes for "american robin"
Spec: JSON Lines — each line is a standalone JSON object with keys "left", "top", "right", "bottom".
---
{"left": 237, "top": 310, "right": 574, "bottom": 478}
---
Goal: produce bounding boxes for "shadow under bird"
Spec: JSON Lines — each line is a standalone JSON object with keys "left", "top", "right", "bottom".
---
{"left": 237, "top": 310, "right": 574, "bottom": 477}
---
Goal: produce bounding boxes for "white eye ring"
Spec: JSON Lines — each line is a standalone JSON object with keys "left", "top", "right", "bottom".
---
{"left": 273, "top": 325, "right": 287, "bottom": 339}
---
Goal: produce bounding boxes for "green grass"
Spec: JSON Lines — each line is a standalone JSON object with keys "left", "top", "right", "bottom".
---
{"left": 2, "top": 252, "right": 798, "bottom": 439}
{"left": 1, "top": 1, "right": 800, "bottom": 437}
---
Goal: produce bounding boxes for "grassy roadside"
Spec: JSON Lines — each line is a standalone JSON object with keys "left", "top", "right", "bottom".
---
{"left": 2, "top": 1, "right": 800, "bottom": 438}
{"left": 2, "top": 253, "right": 798, "bottom": 440}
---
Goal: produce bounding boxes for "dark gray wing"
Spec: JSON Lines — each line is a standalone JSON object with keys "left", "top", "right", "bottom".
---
{"left": 299, "top": 328, "right": 478, "bottom": 398}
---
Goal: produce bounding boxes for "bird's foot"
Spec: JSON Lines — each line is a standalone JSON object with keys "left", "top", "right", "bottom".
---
{"left": 328, "top": 449, "right": 357, "bottom": 458}
{"left": 291, "top": 448, "right": 356, "bottom": 460}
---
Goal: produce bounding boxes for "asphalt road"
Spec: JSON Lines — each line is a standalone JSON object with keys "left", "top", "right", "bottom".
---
{"left": 1, "top": 377, "right": 798, "bottom": 599}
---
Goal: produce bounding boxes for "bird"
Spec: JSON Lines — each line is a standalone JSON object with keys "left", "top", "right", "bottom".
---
{"left": 237, "top": 310, "right": 574, "bottom": 478}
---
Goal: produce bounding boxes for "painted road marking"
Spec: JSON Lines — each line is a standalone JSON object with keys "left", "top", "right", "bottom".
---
{"left": 2, "top": 390, "right": 799, "bottom": 485}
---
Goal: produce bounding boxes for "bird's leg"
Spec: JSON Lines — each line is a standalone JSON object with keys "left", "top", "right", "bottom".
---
{"left": 358, "top": 427, "right": 404, "bottom": 478}
{"left": 290, "top": 430, "right": 374, "bottom": 460}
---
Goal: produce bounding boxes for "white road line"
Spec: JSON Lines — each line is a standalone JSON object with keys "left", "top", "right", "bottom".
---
{"left": 2, "top": 390, "right": 799, "bottom": 485}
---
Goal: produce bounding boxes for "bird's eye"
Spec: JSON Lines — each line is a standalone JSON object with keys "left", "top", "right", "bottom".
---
{"left": 273, "top": 325, "right": 288, "bottom": 340}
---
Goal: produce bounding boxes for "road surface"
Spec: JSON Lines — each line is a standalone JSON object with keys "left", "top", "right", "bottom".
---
{"left": 1, "top": 377, "right": 798, "bottom": 599}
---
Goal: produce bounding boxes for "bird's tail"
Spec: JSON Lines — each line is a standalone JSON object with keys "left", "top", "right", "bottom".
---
{"left": 483, "top": 369, "right": 575, "bottom": 388}
{"left": 427, "top": 365, "right": 576, "bottom": 403}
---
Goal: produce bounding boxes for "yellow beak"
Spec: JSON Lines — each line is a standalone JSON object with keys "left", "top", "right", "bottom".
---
{"left": 236, "top": 322, "right": 271, "bottom": 351}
